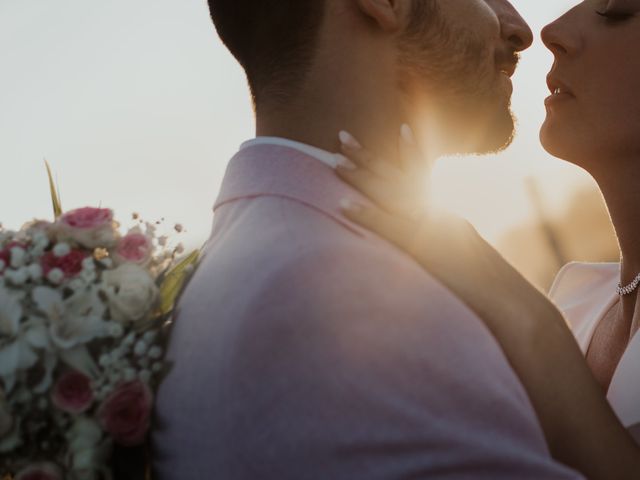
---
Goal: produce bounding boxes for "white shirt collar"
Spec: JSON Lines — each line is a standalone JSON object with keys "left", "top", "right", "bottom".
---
{"left": 240, "top": 137, "right": 348, "bottom": 169}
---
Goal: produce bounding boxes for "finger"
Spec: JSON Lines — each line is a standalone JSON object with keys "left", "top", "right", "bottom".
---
{"left": 399, "top": 124, "right": 420, "bottom": 173}
{"left": 399, "top": 123, "right": 433, "bottom": 177}
{"left": 338, "top": 131, "right": 376, "bottom": 167}
{"left": 340, "top": 200, "right": 415, "bottom": 250}
{"left": 339, "top": 130, "right": 404, "bottom": 181}
{"left": 336, "top": 166, "right": 394, "bottom": 207}
{"left": 399, "top": 124, "right": 436, "bottom": 209}
{"left": 367, "top": 157, "right": 404, "bottom": 181}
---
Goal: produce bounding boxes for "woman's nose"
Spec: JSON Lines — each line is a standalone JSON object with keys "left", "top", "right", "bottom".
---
{"left": 541, "top": 13, "right": 580, "bottom": 57}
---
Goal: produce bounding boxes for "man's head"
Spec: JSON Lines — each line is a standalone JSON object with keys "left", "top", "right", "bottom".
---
{"left": 208, "top": 0, "right": 532, "bottom": 156}
{"left": 397, "top": 0, "right": 533, "bottom": 154}
{"left": 208, "top": 0, "right": 326, "bottom": 108}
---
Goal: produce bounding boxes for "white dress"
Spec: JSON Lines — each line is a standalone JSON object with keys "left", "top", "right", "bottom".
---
{"left": 550, "top": 262, "right": 640, "bottom": 443}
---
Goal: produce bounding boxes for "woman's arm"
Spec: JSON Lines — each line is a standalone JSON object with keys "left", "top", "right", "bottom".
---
{"left": 336, "top": 128, "right": 640, "bottom": 479}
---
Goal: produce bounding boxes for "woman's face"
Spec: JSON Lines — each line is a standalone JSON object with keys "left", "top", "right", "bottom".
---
{"left": 540, "top": 0, "right": 640, "bottom": 170}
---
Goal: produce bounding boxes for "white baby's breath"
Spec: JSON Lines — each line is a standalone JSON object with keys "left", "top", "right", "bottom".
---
{"left": 5, "top": 268, "right": 29, "bottom": 286}
{"left": 9, "top": 247, "right": 26, "bottom": 269}
{"left": 98, "top": 354, "right": 111, "bottom": 368}
{"left": 27, "top": 264, "right": 43, "bottom": 282}
{"left": 52, "top": 242, "right": 71, "bottom": 257}
{"left": 148, "top": 346, "right": 162, "bottom": 359}
{"left": 67, "top": 278, "right": 86, "bottom": 292}
{"left": 79, "top": 268, "right": 97, "bottom": 284}
{"left": 123, "top": 368, "right": 136, "bottom": 382}
{"left": 81, "top": 257, "right": 96, "bottom": 271}
{"left": 133, "top": 340, "right": 147, "bottom": 357}
{"left": 107, "top": 322, "right": 124, "bottom": 338}
{"left": 46, "top": 268, "right": 64, "bottom": 285}
{"left": 32, "top": 231, "right": 49, "bottom": 247}
{"left": 0, "top": 287, "right": 22, "bottom": 338}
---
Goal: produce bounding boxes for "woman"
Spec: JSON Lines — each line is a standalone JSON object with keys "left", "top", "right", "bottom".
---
{"left": 336, "top": 1, "right": 640, "bottom": 479}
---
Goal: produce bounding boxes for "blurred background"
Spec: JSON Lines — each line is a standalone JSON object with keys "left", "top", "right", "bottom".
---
{"left": 0, "top": 0, "right": 619, "bottom": 291}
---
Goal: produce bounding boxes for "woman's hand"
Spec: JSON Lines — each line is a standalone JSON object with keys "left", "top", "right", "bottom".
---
{"left": 334, "top": 126, "right": 640, "bottom": 480}
{"left": 337, "top": 126, "right": 432, "bottom": 223}
{"left": 335, "top": 126, "right": 524, "bottom": 316}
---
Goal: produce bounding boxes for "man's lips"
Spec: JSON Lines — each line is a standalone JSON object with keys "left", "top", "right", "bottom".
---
{"left": 498, "top": 62, "right": 517, "bottom": 78}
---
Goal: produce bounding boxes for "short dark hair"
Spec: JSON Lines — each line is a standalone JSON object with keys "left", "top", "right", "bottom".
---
{"left": 208, "top": 0, "right": 326, "bottom": 108}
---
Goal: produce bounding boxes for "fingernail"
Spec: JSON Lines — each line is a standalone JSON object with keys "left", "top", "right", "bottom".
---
{"left": 339, "top": 130, "right": 362, "bottom": 150}
{"left": 336, "top": 156, "right": 357, "bottom": 170}
{"left": 340, "top": 198, "right": 362, "bottom": 212}
{"left": 400, "top": 124, "right": 415, "bottom": 145}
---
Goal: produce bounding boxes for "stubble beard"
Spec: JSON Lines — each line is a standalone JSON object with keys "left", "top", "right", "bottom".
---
{"left": 397, "top": 2, "right": 516, "bottom": 156}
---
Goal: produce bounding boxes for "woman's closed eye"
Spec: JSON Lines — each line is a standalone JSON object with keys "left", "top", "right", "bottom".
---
{"left": 597, "top": 10, "right": 634, "bottom": 21}
{"left": 597, "top": 0, "right": 639, "bottom": 20}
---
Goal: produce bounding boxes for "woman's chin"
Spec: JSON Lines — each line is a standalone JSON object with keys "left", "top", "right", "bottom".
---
{"left": 539, "top": 119, "right": 580, "bottom": 164}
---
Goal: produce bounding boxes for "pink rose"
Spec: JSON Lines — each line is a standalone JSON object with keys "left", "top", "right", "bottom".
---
{"left": 40, "top": 250, "right": 87, "bottom": 279}
{"left": 97, "top": 380, "right": 153, "bottom": 446}
{"left": 15, "top": 463, "right": 62, "bottom": 480}
{"left": 0, "top": 249, "right": 8, "bottom": 272}
{"left": 113, "top": 233, "right": 153, "bottom": 266}
{"left": 51, "top": 370, "right": 94, "bottom": 414}
{"left": 57, "top": 207, "right": 117, "bottom": 248}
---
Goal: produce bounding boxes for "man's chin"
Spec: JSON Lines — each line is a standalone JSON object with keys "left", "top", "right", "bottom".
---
{"left": 477, "top": 113, "right": 516, "bottom": 154}
{"left": 442, "top": 107, "right": 516, "bottom": 156}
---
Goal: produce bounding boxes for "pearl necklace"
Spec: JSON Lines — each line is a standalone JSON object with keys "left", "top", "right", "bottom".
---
{"left": 617, "top": 272, "right": 640, "bottom": 296}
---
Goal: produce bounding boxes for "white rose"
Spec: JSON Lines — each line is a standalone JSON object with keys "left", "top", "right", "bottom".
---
{"left": 102, "top": 264, "right": 158, "bottom": 325}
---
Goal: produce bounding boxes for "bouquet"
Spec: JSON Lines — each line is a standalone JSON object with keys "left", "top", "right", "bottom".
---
{"left": 0, "top": 167, "right": 198, "bottom": 479}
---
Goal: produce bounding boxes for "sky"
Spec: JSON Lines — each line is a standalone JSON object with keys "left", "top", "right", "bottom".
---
{"left": 0, "top": 0, "right": 593, "bottom": 248}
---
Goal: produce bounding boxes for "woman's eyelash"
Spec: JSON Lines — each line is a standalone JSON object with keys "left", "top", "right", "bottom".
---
{"left": 596, "top": 10, "right": 634, "bottom": 21}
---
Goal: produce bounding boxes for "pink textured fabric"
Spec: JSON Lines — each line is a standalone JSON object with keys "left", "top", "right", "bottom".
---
{"left": 152, "top": 144, "right": 582, "bottom": 480}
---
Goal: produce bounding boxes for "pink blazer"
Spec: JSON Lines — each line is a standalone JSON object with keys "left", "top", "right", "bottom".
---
{"left": 152, "top": 143, "right": 582, "bottom": 479}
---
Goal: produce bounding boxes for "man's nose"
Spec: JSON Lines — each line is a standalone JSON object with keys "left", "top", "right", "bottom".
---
{"left": 488, "top": 0, "right": 534, "bottom": 51}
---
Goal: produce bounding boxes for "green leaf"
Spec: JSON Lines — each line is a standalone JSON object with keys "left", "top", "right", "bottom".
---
{"left": 158, "top": 250, "right": 199, "bottom": 315}
{"left": 45, "top": 160, "right": 63, "bottom": 218}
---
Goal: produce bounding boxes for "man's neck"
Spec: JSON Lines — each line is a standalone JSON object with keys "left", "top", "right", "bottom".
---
{"left": 256, "top": 96, "right": 404, "bottom": 165}
{"left": 255, "top": 32, "right": 409, "bottom": 165}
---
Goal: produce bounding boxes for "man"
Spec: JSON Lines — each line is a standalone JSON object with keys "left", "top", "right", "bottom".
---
{"left": 153, "top": 1, "right": 583, "bottom": 478}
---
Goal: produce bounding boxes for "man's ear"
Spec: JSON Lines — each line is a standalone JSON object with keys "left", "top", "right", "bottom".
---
{"left": 354, "top": 0, "right": 402, "bottom": 32}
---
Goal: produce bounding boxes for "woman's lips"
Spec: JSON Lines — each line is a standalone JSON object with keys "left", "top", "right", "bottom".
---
{"left": 545, "top": 75, "right": 575, "bottom": 108}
